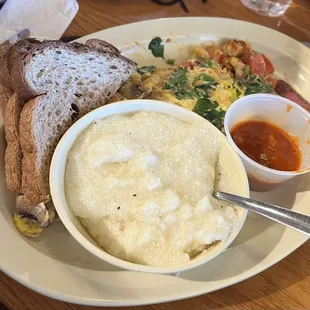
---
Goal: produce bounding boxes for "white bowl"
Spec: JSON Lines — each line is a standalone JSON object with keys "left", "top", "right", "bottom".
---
{"left": 224, "top": 94, "right": 310, "bottom": 192}
{"left": 50, "top": 99, "right": 249, "bottom": 274}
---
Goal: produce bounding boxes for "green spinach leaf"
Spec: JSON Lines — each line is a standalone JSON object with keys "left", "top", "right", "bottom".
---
{"left": 238, "top": 74, "right": 273, "bottom": 96}
{"left": 194, "top": 81, "right": 218, "bottom": 96}
{"left": 199, "top": 60, "right": 215, "bottom": 68}
{"left": 193, "top": 98, "right": 225, "bottom": 131}
{"left": 137, "top": 66, "right": 156, "bottom": 75}
{"left": 194, "top": 73, "right": 216, "bottom": 83}
{"left": 148, "top": 37, "right": 164, "bottom": 58}
{"left": 164, "top": 68, "right": 197, "bottom": 100}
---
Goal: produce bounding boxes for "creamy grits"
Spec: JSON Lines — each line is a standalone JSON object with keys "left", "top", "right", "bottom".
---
{"left": 65, "top": 111, "right": 239, "bottom": 266}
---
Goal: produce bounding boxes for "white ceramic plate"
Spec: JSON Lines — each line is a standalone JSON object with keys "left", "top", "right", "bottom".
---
{"left": 0, "top": 17, "right": 309, "bottom": 306}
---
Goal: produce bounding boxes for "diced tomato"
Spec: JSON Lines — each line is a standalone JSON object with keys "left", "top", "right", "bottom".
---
{"left": 180, "top": 61, "right": 194, "bottom": 70}
{"left": 266, "top": 76, "right": 278, "bottom": 90}
{"left": 248, "top": 53, "right": 275, "bottom": 76}
{"left": 262, "top": 54, "right": 275, "bottom": 74}
{"left": 248, "top": 53, "right": 266, "bottom": 76}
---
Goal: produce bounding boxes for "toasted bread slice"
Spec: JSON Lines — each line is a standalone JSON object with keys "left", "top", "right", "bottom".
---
{"left": 18, "top": 40, "right": 137, "bottom": 205}
{"left": 4, "top": 93, "right": 23, "bottom": 193}
{"left": 12, "top": 40, "right": 136, "bottom": 102}
{"left": 2, "top": 40, "right": 39, "bottom": 193}
{"left": 0, "top": 84, "right": 12, "bottom": 117}
{"left": 8, "top": 38, "right": 39, "bottom": 74}
{"left": 0, "top": 44, "right": 12, "bottom": 91}
{"left": 0, "top": 44, "right": 14, "bottom": 117}
{"left": 85, "top": 39, "right": 120, "bottom": 55}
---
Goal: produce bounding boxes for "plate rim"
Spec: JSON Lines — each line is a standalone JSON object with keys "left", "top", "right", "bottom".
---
{"left": 1, "top": 16, "right": 309, "bottom": 306}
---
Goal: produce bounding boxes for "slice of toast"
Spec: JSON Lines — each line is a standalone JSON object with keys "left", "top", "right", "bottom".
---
{"left": 11, "top": 40, "right": 137, "bottom": 102}
{"left": 7, "top": 38, "right": 40, "bottom": 74}
{"left": 17, "top": 40, "right": 137, "bottom": 205}
{"left": 0, "top": 44, "right": 13, "bottom": 91}
{"left": 85, "top": 39, "right": 120, "bottom": 55}
{"left": 0, "top": 44, "right": 14, "bottom": 117}
{"left": 4, "top": 93, "right": 23, "bottom": 193}
{"left": 2, "top": 39, "right": 40, "bottom": 195}
{"left": 0, "top": 84, "right": 12, "bottom": 117}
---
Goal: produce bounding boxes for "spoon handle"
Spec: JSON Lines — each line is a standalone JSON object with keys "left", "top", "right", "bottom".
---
{"left": 214, "top": 191, "right": 310, "bottom": 236}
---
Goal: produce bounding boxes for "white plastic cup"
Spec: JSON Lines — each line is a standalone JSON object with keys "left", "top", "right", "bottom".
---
{"left": 224, "top": 94, "right": 310, "bottom": 192}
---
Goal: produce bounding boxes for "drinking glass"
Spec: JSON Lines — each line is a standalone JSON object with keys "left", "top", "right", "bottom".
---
{"left": 241, "top": 0, "right": 293, "bottom": 17}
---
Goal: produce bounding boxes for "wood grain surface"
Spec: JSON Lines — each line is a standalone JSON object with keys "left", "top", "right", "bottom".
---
{"left": 1, "top": 0, "right": 310, "bottom": 309}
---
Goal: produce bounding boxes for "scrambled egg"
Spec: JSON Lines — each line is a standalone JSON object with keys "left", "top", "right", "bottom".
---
{"left": 109, "top": 46, "right": 246, "bottom": 112}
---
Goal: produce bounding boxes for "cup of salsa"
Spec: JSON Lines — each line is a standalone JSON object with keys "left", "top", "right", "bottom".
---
{"left": 224, "top": 94, "right": 310, "bottom": 192}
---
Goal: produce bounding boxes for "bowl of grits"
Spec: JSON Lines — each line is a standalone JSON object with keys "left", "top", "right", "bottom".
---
{"left": 50, "top": 99, "right": 249, "bottom": 274}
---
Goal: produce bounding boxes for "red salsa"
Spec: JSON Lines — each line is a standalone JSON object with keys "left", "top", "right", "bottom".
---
{"left": 231, "top": 120, "right": 301, "bottom": 171}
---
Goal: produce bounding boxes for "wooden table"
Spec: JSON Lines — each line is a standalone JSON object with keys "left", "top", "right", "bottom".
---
{"left": 1, "top": 1, "right": 310, "bottom": 309}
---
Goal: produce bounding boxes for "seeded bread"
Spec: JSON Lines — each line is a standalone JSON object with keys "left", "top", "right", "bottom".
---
{"left": 4, "top": 93, "right": 23, "bottom": 193}
{"left": 16, "top": 40, "right": 137, "bottom": 205}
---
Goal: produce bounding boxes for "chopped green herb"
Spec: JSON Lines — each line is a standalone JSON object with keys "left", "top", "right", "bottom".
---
{"left": 193, "top": 98, "right": 225, "bottom": 131}
{"left": 199, "top": 59, "right": 215, "bottom": 68}
{"left": 194, "top": 81, "right": 218, "bottom": 92}
{"left": 238, "top": 74, "right": 273, "bottom": 96}
{"left": 148, "top": 37, "right": 164, "bottom": 58}
{"left": 194, "top": 73, "right": 216, "bottom": 83}
{"left": 163, "top": 68, "right": 197, "bottom": 100}
{"left": 137, "top": 66, "right": 156, "bottom": 75}
{"left": 166, "top": 59, "right": 176, "bottom": 65}
{"left": 203, "top": 74, "right": 216, "bottom": 82}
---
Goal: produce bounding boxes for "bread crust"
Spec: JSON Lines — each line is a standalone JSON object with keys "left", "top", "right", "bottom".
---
{"left": 0, "top": 84, "right": 12, "bottom": 117}
{"left": 0, "top": 44, "right": 12, "bottom": 90}
{"left": 19, "top": 97, "right": 49, "bottom": 205}
{"left": 86, "top": 39, "right": 120, "bottom": 55}
{"left": 4, "top": 93, "right": 23, "bottom": 193}
{"left": 2, "top": 40, "right": 39, "bottom": 195}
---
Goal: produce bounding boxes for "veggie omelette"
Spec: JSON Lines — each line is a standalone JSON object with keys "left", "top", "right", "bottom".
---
{"left": 109, "top": 38, "right": 309, "bottom": 132}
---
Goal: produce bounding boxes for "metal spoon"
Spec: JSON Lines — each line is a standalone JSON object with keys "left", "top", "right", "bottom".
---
{"left": 214, "top": 191, "right": 310, "bottom": 236}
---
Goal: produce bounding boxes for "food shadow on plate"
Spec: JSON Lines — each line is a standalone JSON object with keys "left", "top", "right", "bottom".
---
{"left": 180, "top": 175, "right": 308, "bottom": 282}
{"left": 23, "top": 221, "right": 121, "bottom": 272}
